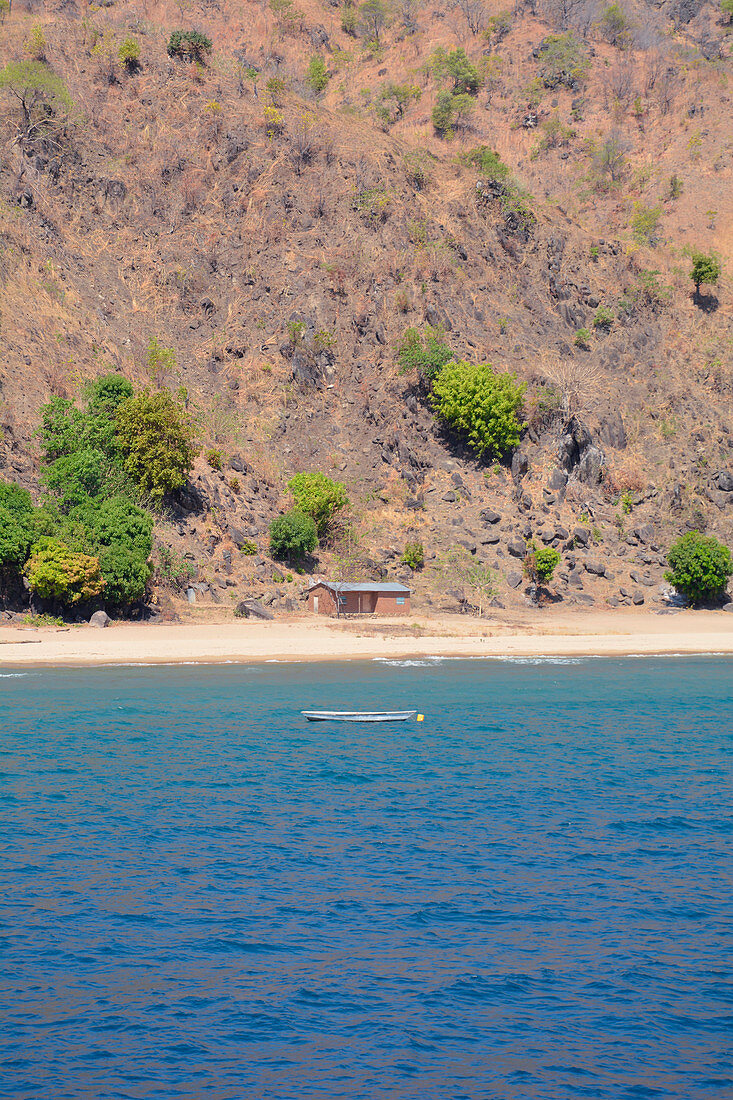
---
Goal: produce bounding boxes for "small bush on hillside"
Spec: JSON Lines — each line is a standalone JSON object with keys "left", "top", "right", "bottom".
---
{"left": 524, "top": 544, "right": 560, "bottom": 586}
{"left": 536, "top": 33, "right": 590, "bottom": 90}
{"left": 146, "top": 336, "right": 176, "bottom": 389}
{"left": 287, "top": 472, "right": 348, "bottom": 536}
{"left": 116, "top": 390, "right": 198, "bottom": 503}
{"left": 205, "top": 448, "right": 222, "bottom": 470}
{"left": 119, "top": 37, "right": 141, "bottom": 72}
{"left": 24, "top": 538, "right": 105, "bottom": 606}
{"left": 341, "top": 5, "right": 358, "bottom": 35}
{"left": 167, "top": 30, "right": 212, "bottom": 63}
{"left": 401, "top": 541, "right": 424, "bottom": 569}
{"left": 598, "top": 3, "right": 630, "bottom": 46}
{"left": 593, "top": 305, "right": 615, "bottom": 330}
{"left": 397, "top": 326, "right": 454, "bottom": 382}
{"left": 431, "top": 360, "right": 525, "bottom": 460}
{"left": 630, "top": 202, "right": 662, "bottom": 246}
{"left": 437, "top": 47, "right": 483, "bottom": 94}
{"left": 269, "top": 510, "right": 318, "bottom": 560}
{"left": 25, "top": 25, "right": 47, "bottom": 62}
{"left": 375, "top": 81, "right": 420, "bottom": 127}
{"left": 359, "top": 0, "right": 388, "bottom": 43}
{"left": 306, "top": 55, "right": 329, "bottom": 93}
{"left": 460, "top": 145, "right": 510, "bottom": 181}
{"left": 665, "top": 531, "right": 733, "bottom": 605}
{"left": 403, "top": 151, "right": 433, "bottom": 190}
{"left": 574, "top": 328, "right": 591, "bottom": 349}
{"left": 432, "top": 91, "right": 456, "bottom": 136}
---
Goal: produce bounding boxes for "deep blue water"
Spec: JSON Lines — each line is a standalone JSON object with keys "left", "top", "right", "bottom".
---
{"left": 1, "top": 656, "right": 732, "bottom": 1099}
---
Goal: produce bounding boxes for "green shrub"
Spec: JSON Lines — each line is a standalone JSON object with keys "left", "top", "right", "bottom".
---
{"left": 167, "top": 30, "right": 212, "bottom": 62}
{"left": 240, "top": 538, "right": 257, "bottom": 555}
{"left": 375, "top": 81, "right": 420, "bottom": 126}
{"left": 84, "top": 373, "right": 134, "bottom": 419}
{"left": 401, "top": 541, "right": 424, "bottom": 569}
{"left": 341, "top": 5, "right": 358, "bottom": 35}
{"left": 460, "top": 145, "right": 510, "bottom": 181}
{"left": 593, "top": 305, "right": 615, "bottom": 330}
{"left": 525, "top": 545, "right": 560, "bottom": 585}
{"left": 42, "top": 448, "right": 106, "bottom": 510}
{"left": 306, "top": 55, "right": 329, "bottom": 93}
{"left": 444, "top": 48, "right": 483, "bottom": 94}
{"left": 432, "top": 91, "right": 456, "bottom": 136}
{"left": 25, "top": 25, "right": 47, "bottom": 61}
{"left": 269, "top": 510, "right": 318, "bottom": 559}
{"left": 403, "top": 151, "right": 432, "bottom": 190}
{"left": 690, "top": 250, "right": 721, "bottom": 298}
{"left": 536, "top": 33, "right": 590, "bottom": 89}
{"left": 665, "top": 531, "right": 733, "bottom": 605}
{"left": 118, "top": 37, "right": 141, "bottom": 71}
{"left": 205, "top": 448, "right": 222, "bottom": 470}
{"left": 0, "top": 61, "right": 74, "bottom": 144}
{"left": 0, "top": 481, "right": 34, "bottom": 570}
{"left": 431, "top": 360, "right": 525, "bottom": 460}
{"left": 24, "top": 537, "right": 105, "bottom": 606}
{"left": 156, "top": 545, "right": 195, "bottom": 591}
{"left": 630, "top": 202, "right": 662, "bottom": 246}
{"left": 146, "top": 336, "right": 176, "bottom": 388}
{"left": 115, "top": 389, "right": 198, "bottom": 503}
{"left": 397, "top": 326, "right": 454, "bottom": 382}
{"left": 287, "top": 472, "right": 348, "bottom": 536}
{"left": 668, "top": 173, "right": 683, "bottom": 200}
{"left": 598, "top": 3, "right": 630, "bottom": 45}
{"left": 574, "top": 327, "right": 591, "bottom": 348}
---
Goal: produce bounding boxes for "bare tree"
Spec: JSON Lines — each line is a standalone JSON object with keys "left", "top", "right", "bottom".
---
{"left": 541, "top": 355, "right": 601, "bottom": 418}
{"left": 454, "top": 0, "right": 488, "bottom": 35}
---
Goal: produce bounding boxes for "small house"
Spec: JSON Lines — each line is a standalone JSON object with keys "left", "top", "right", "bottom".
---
{"left": 307, "top": 581, "right": 411, "bottom": 617}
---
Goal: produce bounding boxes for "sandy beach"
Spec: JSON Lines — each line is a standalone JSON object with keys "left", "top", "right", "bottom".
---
{"left": 1, "top": 609, "right": 733, "bottom": 667}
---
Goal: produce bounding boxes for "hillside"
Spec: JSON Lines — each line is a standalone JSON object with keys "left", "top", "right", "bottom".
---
{"left": 0, "top": 0, "right": 731, "bottom": 618}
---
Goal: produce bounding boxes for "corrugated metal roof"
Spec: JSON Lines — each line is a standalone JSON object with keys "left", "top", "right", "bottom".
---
{"left": 308, "top": 581, "right": 411, "bottom": 594}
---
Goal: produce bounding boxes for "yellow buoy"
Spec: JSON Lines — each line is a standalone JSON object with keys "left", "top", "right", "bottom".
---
{"left": 417, "top": 714, "right": 425, "bottom": 722}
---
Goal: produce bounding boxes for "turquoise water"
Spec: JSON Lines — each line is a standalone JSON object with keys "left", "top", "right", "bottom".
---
{"left": 1, "top": 657, "right": 732, "bottom": 1099}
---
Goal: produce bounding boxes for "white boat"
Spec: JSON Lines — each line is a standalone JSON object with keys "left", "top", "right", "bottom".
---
{"left": 301, "top": 710, "right": 421, "bottom": 723}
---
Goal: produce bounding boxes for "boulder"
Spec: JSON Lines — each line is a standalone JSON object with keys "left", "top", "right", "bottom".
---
{"left": 547, "top": 468, "right": 568, "bottom": 492}
{"left": 716, "top": 471, "right": 733, "bottom": 493}
{"left": 558, "top": 417, "right": 604, "bottom": 484}
{"left": 598, "top": 412, "right": 627, "bottom": 450}
{"left": 511, "top": 451, "right": 529, "bottom": 481}
{"left": 89, "top": 610, "right": 110, "bottom": 628}
{"left": 585, "top": 560, "right": 606, "bottom": 576}
{"left": 480, "top": 508, "right": 501, "bottom": 524}
{"left": 507, "top": 538, "right": 526, "bottom": 558}
{"left": 506, "top": 571, "right": 523, "bottom": 589}
{"left": 573, "top": 527, "right": 591, "bottom": 546}
{"left": 244, "top": 600, "right": 274, "bottom": 621}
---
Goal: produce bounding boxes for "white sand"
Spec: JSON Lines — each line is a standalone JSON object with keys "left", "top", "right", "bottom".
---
{"left": 1, "top": 609, "right": 732, "bottom": 667}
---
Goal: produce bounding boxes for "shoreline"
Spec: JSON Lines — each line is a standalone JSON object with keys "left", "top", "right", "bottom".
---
{"left": 1, "top": 610, "right": 733, "bottom": 668}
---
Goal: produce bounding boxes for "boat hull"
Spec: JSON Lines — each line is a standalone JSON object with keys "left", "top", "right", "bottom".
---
{"left": 301, "top": 710, "right": 417, "bottom": 723}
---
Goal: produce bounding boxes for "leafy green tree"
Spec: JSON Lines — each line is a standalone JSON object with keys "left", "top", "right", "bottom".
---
{"left": 115, "top": 390, "right": 198, "bottom": 503}
{"left": 722, "top": 0, "right": 733, "bottom": 24}
{"left": 630, "top": 201, "right": 662, "bottom": 246}
{"left": 460, "top": 145, "right": 510, "bottom": 180}
{"left": 598, "top": 3, "right": 630, "bottom": 45}
{"left": 401, "top": 541, "right": 424, "bottom": 569}
{"left": 0, "top": 61, "right": 74, "bottom": 149}
{"left": 690, "top": 251, "right": 721, "bottom": 301}
{"left": 0, "top": 481, "right": 34, "bottom": 572}
{"left": 42, "top": 448, "right": 105, "bottom": 510}
{"left": 287, "top": 472, "right": 348, "bottom": 536}
{"left": 77, "top": 495, "right": 153, "bottom": 561}
{"left": 444, "top": 48, "right": 483, "bottom": 94}
{"left": 84, "top": 373, "right": 133, "bottom": 419}
{"left": 24, "top": 538, "right": 105, "bottom": 606}
{"left": 306, "top": 55, "right": 329, "bottom": 93}
{"left": 397, "top": 326, "right": 454, "bottom": 382}
{"left": 665, "top": 531, "right": 733, "bottom": 605}
{"left": 38, "top": 397, "right": 89, "bottom": 464}
{"left": 96, "top": 543, "right": 151, "bottom": 605}
{"left": 430, "top": 360, "right": 526, "bottom": 459}
{"left": 536, "top": 33, "right": 590, "bottom": 89}
{"left": 269, "top": 510, "right": 318, "bottom": 560}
